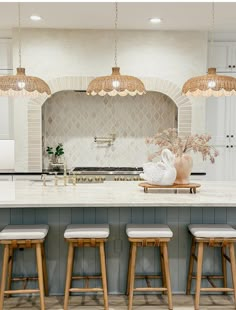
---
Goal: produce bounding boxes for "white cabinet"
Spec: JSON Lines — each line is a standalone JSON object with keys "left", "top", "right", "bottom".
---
{"left": 0, "top": 175, "right": 13, "bottom": 181}
{"left": 13, "top": 175, "right": 41, "bottom": 181}
{"left": 0, "top": 98, "right": 14, "bottom": 139}
{"left": 13, "top": 174, "right": 55, "bottom": 181}
{"left": 208, "top": 42, "right": 236, "bottom": 72}
{"left": 205, "top": 95, "right": 236, "bottom": 180}
{"left": 0, "top": 39, "right": 13, "bottom": 139}
{"left": 0, "top": 39, "right": 12, "bottom": 70}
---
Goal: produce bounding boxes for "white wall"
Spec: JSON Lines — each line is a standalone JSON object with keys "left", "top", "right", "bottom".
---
{"left": 13, "top": 29, "right": 208, "bottom": 85}
{"left": 10, "top": 28, "right": 207, "bottom": 171}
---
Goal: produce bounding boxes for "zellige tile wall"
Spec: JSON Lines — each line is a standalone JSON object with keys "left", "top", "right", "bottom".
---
{"left": 42, "top": 91, "right": 177, "bottom": 169}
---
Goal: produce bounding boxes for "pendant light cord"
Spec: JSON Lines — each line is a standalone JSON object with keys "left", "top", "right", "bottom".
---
{"left": 18, "top": 2, "right": 22, "bottom": 68}
{"left": 114, "top": 2, "right": 118, "bottom": 67}
{"left": 210, "top": 2, "right": 215, "bottom": 48}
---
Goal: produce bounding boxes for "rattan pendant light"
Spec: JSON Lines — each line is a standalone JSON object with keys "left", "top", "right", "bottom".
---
{"left": 0, "top": 4, "right": 51, "bottom": 98}
{"left": 87, "top": 3, "right": 146, "bottom": 97}
{"left": 182, "top": 3, "right": 236, "bottom": 97}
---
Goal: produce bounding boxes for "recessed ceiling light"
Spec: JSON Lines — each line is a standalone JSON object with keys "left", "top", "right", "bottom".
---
{"left": 149, "top": 17, "right": 162, "bottom": 24}
{"left": 30, "top": 15, "right": 42, "bottom": 21}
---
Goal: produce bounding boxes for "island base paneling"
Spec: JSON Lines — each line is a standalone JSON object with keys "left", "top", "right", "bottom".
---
{"left": 0, "top": 207, "right": 235, "bottom": 295}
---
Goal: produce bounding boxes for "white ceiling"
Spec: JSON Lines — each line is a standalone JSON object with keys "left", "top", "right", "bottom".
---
{"left": 0, "top": 2, "right": 236, "bottom": 32}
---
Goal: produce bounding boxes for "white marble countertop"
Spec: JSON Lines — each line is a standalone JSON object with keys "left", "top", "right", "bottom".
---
{"left": 0, "top": 180, "right": 235, "bottom": 208}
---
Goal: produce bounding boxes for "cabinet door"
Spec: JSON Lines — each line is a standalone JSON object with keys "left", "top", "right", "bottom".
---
{"left": 0, "top": 175, "right": 13, "bottom": 181}
{"left": 205, "top": 96, "right": 230, "bottom": 180}
{"left": 208, "top": 42, "right": 232, "bottom": 72}
{"left": 229, "top": 96, "right": 236, "bottom": 145}
{"left": 229, "top": 147, "right": 236, "bottom": 180}
{"left": 0, "top": 39, "right": 12, "bottom": 70}
{"left": 206, "top": 96, "right": 230, "bottom": 146}
{"left": 205, "top": 146, "right": 230, "bottom": 181}
{"left": 230, "top": 45, "right": 236, "bottom": 72}
{"left": 0, "top": 97, "right": 14, "bottom": 139}
{"left": 13, "top": 175, "right": 41, "bottom": 181}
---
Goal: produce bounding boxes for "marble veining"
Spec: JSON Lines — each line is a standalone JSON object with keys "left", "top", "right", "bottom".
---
{"left": 0, "top": 180, "right": 235, "bottom": 207}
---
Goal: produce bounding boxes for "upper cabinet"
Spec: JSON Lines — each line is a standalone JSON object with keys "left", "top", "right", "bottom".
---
{"left": 208, "top": 42, "right": 236, "bottom": 73}
{"left": 0, "top": 38, "right": 13, "bottom": 140}
{"left": 0, "top": 38, "right": 12, "bottom": 71}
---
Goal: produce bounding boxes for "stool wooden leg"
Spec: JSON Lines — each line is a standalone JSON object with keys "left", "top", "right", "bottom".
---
{"left": 64, "top": 242, "right": 74, "bottom": 310}
{"left": 36, "top": 243, "right": 45, "bottom": 310}
{"left": 128, "top": 242, "right": 137, "bottom": 310}
{"left": 126, "top": 244, "right": 132, "bottom": 296}
{"left": 160, "top": 244, "right": 167, "bottom": 295}
{"left": 221, "top": 245, "right": 227, "bottom": 290}
{"left": 41, "top": 243, "right": 49, "bottom": 296}
{"left": 6, "top": 247, "right": 14, "bottom": 297}
{"left": 195, "top": 242, "right": 204, "bottom": 310}
{"left": 186, "top": 237, "right": 196, "bottom": 295}
{"left": 162, "top": 242, "right": 173, "bottom": 310}
{"left": 0, "top": 244, "right": 10, "bottom": 309}
{"left": 99, "top": 241, "right": 109, "bottom": 310}
{"left": 229, "top": 243, "right": 236, "bottom": 305}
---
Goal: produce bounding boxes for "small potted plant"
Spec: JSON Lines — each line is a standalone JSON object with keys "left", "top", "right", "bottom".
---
{"left": 46, "top": 143, "right": 64, "bottom": 166}
{"left": 146, "top": 128, "right": 219, "bottom": 184}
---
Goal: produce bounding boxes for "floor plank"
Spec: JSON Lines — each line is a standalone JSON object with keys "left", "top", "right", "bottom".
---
{"left": 3, "top": 294, "right": 235, "bottom": 309}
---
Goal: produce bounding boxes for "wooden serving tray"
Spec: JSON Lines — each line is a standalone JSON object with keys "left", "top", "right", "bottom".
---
{"left": 139, "top": 182, "right": 201, "bottom": 194}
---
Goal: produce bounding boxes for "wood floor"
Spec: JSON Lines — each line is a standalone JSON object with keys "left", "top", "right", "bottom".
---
{"left": 2, "top": 294, "right": 236, "bottom": 309}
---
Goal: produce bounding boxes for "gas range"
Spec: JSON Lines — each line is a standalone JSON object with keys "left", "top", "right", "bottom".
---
{"left": 71, "top": 167, "right": 144, "bottom": 182}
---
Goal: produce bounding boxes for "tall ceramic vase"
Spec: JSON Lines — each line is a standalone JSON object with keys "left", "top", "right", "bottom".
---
{"left": 174, "top": 153, "right": 193, "bottom": 184}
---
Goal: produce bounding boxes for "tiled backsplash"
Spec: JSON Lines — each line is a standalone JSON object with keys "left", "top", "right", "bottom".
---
{"left": 42, "top": 91, "right": 177, "bottom": 168}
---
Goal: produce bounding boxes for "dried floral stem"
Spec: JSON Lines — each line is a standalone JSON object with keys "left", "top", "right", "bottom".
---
{"left": 146, "top": 128, "right": 219, "bottom": 163}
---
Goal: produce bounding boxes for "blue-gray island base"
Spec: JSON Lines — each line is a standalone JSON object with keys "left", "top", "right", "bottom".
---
{"left": 0, "top": 206, "right": 235, "bottom": 295}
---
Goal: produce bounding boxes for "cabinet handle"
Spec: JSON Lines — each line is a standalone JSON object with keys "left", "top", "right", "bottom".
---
{"left": 231, "top": 135, "right": 234, "bottom": 138}
{"left": 226, "top": 135, "right": 230, "bottom": 138}
{"left": 229, "top": 65, "right": 232, "bottom": 68}
{"left": 226, "top": 145, "right": 229, "bottom": 148}
{"left": 233, "top": 65, "right": 236, "bottom": 68}
{"left": 231, "top": 145, "right": 234, "bottom": 148}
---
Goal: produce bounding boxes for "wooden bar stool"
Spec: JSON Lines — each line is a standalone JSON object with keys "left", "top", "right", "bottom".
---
{"left": 126, "top": 224, "right": 173, "bottom": 310}
{"left": 64, "top": 224, "right": 110, "bottom": 310}
{"left": 187, "top": 224, "right": 236, "bottom": 310}
{"left": 0, "top": 224, "right": 49, "bottom": 310}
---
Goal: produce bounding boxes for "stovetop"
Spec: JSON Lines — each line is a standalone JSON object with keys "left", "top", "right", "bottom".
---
{"left": 73, "top": 167, "right": 143, "bottom": 172}
{"left": 72, "top": 167, "right": 143, "bottom": 175}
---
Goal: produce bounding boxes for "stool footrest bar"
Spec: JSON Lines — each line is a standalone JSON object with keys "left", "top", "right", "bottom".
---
{"left": 200, "top": 288, "right": 234, "bottom": 292}
{"left": 4, "top": 289, "right": 40, "bottom": 294}
{"left": 134, "top": 287, "right": 168, "bottom": 292}
{"left": 69, "top": 288, "right": 103, "bottom": 292}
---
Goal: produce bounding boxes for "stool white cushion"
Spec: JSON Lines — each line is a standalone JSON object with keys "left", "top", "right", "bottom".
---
{"left": 0, "top": 224, "right": 49, "bottom": 240}
{"left": 126, "top": 224, "right": 173, "bottom": 238}
{"left": 188, "top": 224, "right": 236, "bottom": 238}
{"left": 64, "top": 224, "right": 110, "bottom": 239}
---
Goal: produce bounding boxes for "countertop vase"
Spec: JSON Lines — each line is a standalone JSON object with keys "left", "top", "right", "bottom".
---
{"left": 174, "top": 153, "right": 193, "bottom": 184}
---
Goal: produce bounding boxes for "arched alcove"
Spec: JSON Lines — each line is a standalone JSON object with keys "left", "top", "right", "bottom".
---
{"left": 27, "top": 77, "right": 192, "bottom": 171}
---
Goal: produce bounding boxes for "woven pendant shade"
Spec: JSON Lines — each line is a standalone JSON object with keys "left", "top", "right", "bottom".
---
{"left": 87, "top": 67, "right": 146, "bottom": 97}
{"left": 182, "top": 68, "right": 236, "bottom": 97}
{"left": 87, "top": 3, "right": 146, "bottom": 97}
{"left": 0, "top": 68, "right": 51, "bottom": 98}
{"left": 0, "top": 3, "right": 51, "bottom": 98}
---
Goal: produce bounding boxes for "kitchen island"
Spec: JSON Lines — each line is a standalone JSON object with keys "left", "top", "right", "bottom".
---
{"left": 0, "top": 180, "right": 235, "bottom": 295}
{"left": 0, "top": 180, "right": 235, "bottom": 207}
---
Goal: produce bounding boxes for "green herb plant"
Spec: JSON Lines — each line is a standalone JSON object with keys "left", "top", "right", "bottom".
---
{"left": 46, "top": 143, "right": 64, "bottom": 162}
